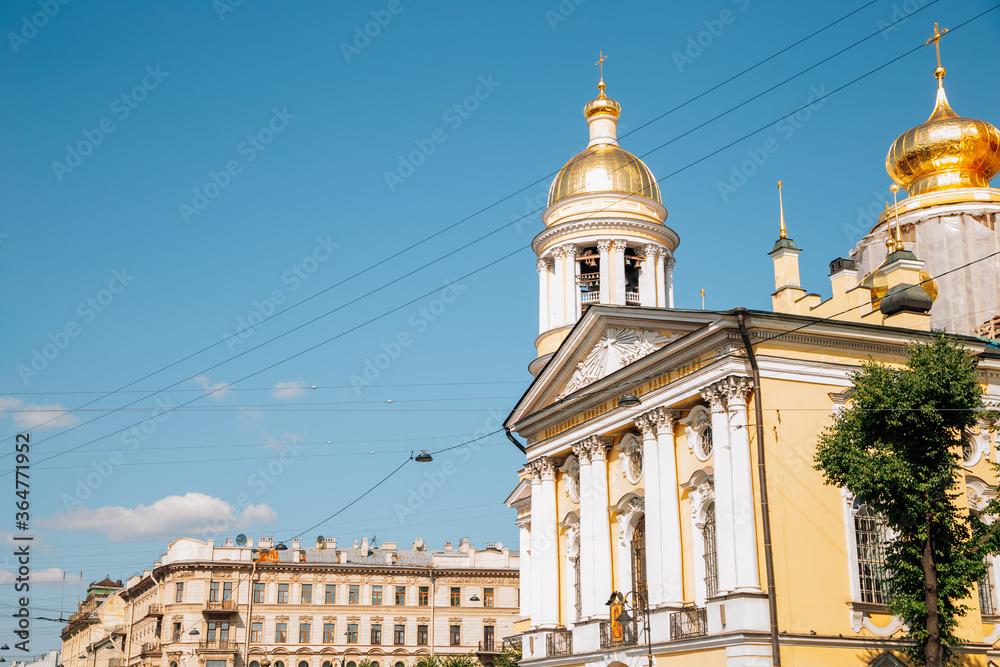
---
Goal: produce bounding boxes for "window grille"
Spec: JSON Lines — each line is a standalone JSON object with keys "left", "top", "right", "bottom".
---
{"left": 703, "top": 503, "right": 718, "bottom": 598}
{"left": 573, "top": 558, "right": 582, "bottom": 620}
{"left": 631, "top": 515, "right": 647, "bottom": 597}
{"left": 853, "top": 498, "right": 892, "bottom": 604}
{"left": 981, "top": 560, "right": 996, "bottom": 615}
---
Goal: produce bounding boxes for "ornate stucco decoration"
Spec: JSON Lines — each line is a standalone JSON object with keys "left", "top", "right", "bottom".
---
{"left": 614, "top": 496, "right": 644, "bottom": 546}
{"left": 558, "top": 327, "right": 673, "bottom": 398}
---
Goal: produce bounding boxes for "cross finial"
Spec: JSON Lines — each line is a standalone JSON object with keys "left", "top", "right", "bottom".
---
{"left": 777, "top": 180, "right": 787, "bottom": 239}
{"left": 925, "top": 23, "right": 949, "bottom": 76}
{"left": 595, "top": 51, "right": 607, "bottom": 83}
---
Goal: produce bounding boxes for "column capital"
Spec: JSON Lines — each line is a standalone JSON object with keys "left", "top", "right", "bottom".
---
{"left": 634, "top": 414, "right": 657, "bottom": 437}
{"left": 664, "top": 255, "right": 676, "bottom": 269}
{"left": 700, "top": 384, "right": 726, "bottom": 411}
{"left": 643, "top": 243, "right": 660, "bottom": 257}
{"left": 536, "top": 257, "right": 553, "bottom": 273}
{"left": 528, "top": 457, "right": 557, "bottom": 481}
{"left": 597, "top": 239, "right": 613, "bottom": 253}
{"left": 578, "top": 435, "right": 612, "bottom": 462}
{"left": 719, "top": 375, "right": 753, "bottom": 406}
{"left": 571, "top": 439, "right": 592, "bottom": 464}
{"left": 652, "top": 407, "right": 681, "bottom": 435}
{"left": 561, "top": 243, "right": 581, "bottom": 259}
{"left": 552, "top": 245, "right": 567, "bottom": 259}
{"left": 612, "top": 239, "right": 629, "bottom": 252}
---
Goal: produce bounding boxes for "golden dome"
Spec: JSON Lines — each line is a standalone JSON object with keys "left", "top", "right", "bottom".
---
{"left": 584, "top": 81, "right": 621, "bottom": 119}
{"left": 886, "top": 78, "right": 1000, "bottom": 196}
{"left": 548, "top": 143, "right": 661, "bottom": 206}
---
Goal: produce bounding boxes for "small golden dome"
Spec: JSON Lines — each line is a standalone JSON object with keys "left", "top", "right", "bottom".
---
{"left": 548, "top": 144, "right": 661, "bottom": 206}
{"left": 886, "top": 79, "right": 1000, "bottom": 196}
{"left": 584, "top": 81, "right": 621, "bottom": 119}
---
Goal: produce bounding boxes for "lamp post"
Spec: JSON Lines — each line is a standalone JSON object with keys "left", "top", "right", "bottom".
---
{"left": 606, "top": 591, "right": 653, "bottom": 667}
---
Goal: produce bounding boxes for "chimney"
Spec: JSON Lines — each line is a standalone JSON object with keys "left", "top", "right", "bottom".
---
{"left": 361, "top": 536, "right": 369, "bottom": 553}
{"left": 382, "top": 541, "right": 397, "bottom": 550}
{"left": 459, "top": 537, "right": 470, "bottom": 553}
{"left": 468, "top": 544, "right": 476, "bottom": 564}
{"left": 502, "top": 546, "right": 510, "bottom": 567}
{"left": 444, "top": 541, "right": 453, "bottom": 551}
{"left": 353, "top": 539, "right": 359, "bottom": 549}
{"left": 292, "top": 538, "right": 301, "bottom": 549}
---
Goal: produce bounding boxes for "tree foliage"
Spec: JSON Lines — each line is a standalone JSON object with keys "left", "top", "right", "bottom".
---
{"left": 814, "top": 335, "right": 996, "bottom": 666}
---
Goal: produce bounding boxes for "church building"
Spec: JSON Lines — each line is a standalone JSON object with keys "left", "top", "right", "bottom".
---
{"left": 505, "top": 29, "right": 1000, "bottom": 666}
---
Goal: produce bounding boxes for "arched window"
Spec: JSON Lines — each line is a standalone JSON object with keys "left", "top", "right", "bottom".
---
{"left": 299, "top": 661, "right": 309, "bottom": 667}
{"left": 248, "top": 662, "right": 258, "bottom": 667}
{"left": 275, "top": 661, "right": 285, "bottom": 667}
{"left": 323, "top": 662, "right": 333, "bottom": 667}
{"left": 395, "top": 662, "right": 404, "bottom": 667}
{"left": 853, "top": 497, "right": 891, "bottom": 604}
{"left": 346, "top": 662, "right": 356, "bottom": 667}
{"left": 630, "top": 514, "right": 647, "bottom": 596}
{"left": 703, "top": 503, "right": 718, "bottom": 598}
{"left": 171, "top": 662, "right": 179, "bottom": 667}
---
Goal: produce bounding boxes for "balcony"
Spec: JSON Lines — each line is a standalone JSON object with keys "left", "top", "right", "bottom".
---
{"left": 197, "top": 640, "right": 238, "bottom": 653}
{"left": 108, "top": 659, "right": 123, "bottom": 667}
{"left": 669, "top": 607, "right": 707, "bottom": 640}
{"left": 625, "top": 290, "right": 639, "bottom": 305}
{"left": 139, "top": 643, "right": 160, "bottom": 657}
{"left": 202, "top": 600, "right": 238, "bottom": 615}
{"left": 143, "top": 604, "right": 162, "bottom": 618}
{"left": 599, "top": 620, "right": 638, "bottom": 649}
{"left": 545, "top": 630, "right": 573, "bottom": 657}
{"left": 477, "top": 639, "right": 499, "bottom": 654}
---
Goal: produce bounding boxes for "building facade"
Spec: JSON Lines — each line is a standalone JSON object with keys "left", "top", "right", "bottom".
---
{"left": 505, "top": 36, "right": 1000, "bottom": 667}
{"left": 61, "top": 579, "right": 126, "bottom": 667}
{"left": 104, "top": 536, "right": 517, "bottom": 667}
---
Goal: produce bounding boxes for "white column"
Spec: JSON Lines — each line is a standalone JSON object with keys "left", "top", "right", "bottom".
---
{"left": 538, "top": 457, "right": 560, "bottom": 627}
{"left": 588, "top": 437, "right": 613, "bottom": 618}
{"left": 612, "top": 240, "right": 627, "bottom": 305}
{"left": 518, "top": 519, "right": 532, "bottom": 621}
{"left": 563, "top": 245, "right": 579, "bottom": 326}
{"left": 702, "top": 383, "right": 736, "bottom": 595}
{"left": 653, "top": 408, "right": 684, "bottom": 606}
{"left": 529, "top": 471, "right": 545, "bottom": 626}
{"left": 635, "top": 415, "right": 664, "bottom": 607}
{"left": 721, "top": 376, "right": 760, "bottom": 592}
{"left": 664, "top": 255, "right": 675, "bottom": 308}
{"left": 598, "top": 240, "right": 612, "bottom": 304}
{"left": 572, "top": 441, "right": 596, "bottom": 619}
{"left": 537, "top": 257, "right": 551, "bottom": 334}
{"left": 655, "top": 248, "right": 667, "bottom": 308}
{"left": 574, "top": 252, "right": 583, "bottom": 321}
{"left": 640, "top": 245, "right": 656, "bottom": 307}
{"left": 552, "top": 248, "right": 566, "bottom": 327}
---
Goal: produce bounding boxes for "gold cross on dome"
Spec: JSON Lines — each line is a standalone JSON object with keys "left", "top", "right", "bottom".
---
{"left": 595, "top": 51, "right": 607, "bottom": 81}
{"left": 926, "top": 23, "right": 949, "bottom": 69}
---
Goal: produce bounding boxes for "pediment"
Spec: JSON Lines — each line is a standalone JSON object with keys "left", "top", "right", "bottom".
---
{"left": 507, "top": 306, "right": 720, "bottom": 428}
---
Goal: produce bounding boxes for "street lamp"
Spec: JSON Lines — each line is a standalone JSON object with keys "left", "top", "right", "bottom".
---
{"left": 414, "top": 450, "right": 433, "bottom": 463}
{"left": 606, "top": 590, "right": 653, "bottom": 667}
{"left": 469, "top": 594, "right": 480, "bottom": 603}
{"left": 617, "top": 394, "right": 641, "bottom": 408}
{"left": 274, "top": 543, "right": 288, "bottom": 551}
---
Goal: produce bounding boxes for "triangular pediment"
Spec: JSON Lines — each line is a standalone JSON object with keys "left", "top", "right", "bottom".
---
{"left": 507, "top": 306, "right": 723, "bottom": 428}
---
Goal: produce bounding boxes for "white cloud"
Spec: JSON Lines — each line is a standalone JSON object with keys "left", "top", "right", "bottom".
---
{"left": 190, "top": 375, "right": 230, "bottom": 400}
{"left": 271, "top": 381, "right": 306, "bottom": 400}
{"left": 0, "top": 396, "right": 80, "bottom": 429}
{"left": 264, "top": 433, "right": 304, "bottom": 451}
{"left": 0, "top": 567, "right": 82, "bottom": 585}
{"left": 238, "top": 407, "right": 265, "bottom": 430}
{"left": 38, "top": 493, "right": 277, "bottom": 542}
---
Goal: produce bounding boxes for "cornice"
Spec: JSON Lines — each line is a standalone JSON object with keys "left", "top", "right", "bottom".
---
{"left": 532, "top": 216, "right": 679, "bottom": 256}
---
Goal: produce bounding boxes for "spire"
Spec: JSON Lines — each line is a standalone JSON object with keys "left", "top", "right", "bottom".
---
{"left": 778, "top": 180, "right": 787, "bottom": 239}
{"left": 583, "top": 51, "right": 621, "bottom": 147}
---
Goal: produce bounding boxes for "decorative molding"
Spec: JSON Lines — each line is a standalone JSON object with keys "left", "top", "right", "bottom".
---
{"left": 614, "top": 495, "right": 644, "bottom": 546}
{"left": 597, "top": 240, "right": 613, "bottom": 253}
{"left": 559, "top": 327, "right": 674, "bottom": 398}
{"left": 719, "top": 375, "right": 752, "bottom": 405}
{"left": 618, "top": 433, "right": 643, "bottom": 485}
{"left": 536, "top": 257, "right": 552, "bottom": 273}
{"left": 562, "top": 455, "right": 581, "bottom": 503}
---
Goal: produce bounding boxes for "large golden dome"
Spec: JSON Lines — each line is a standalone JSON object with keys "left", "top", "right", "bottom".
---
{"left": 549, "top": 144, "right": 661, "bottom": 206}
{"left": 886, "top": 76, "right": 1000, "bottom": 196}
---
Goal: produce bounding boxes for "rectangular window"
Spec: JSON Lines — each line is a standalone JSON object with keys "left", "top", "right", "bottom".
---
{"left": 394, "top": 625, "right": 405, "bottom": 645}
{"left": 346, "top": 623, "right": 358, "bottom": 644}
{"left": 450, "top": 625, "right": 461, "bottom": 646}
{"left": 301, "top": 584, "right": 312, "bottom": 604}
{"left": 223, "top": 582, "right": 232, "bottom": 602}
{"left": 349, "top": 585, "right": 359, "bottom": 604}
{"left": 209, "top": 581, "right": 220, "bottom": 602}
{"left": 207, "top": 622, "right": 218, "bottom": 642}
{"left": 450, "top": 587, "right": 461, "bottom": 606}
{"left": 253, "top": 582, "right": 265, "bottom": 603}
{"left": 299, "top": 623, "right": 311, "bottom": 643}
{"left": 323, "top": 623, "right": 335, "bottom": 643}
{"left": 854, "top": 500, "right": 892, "bottom": 604}
{"left": 275, "top": 622, "right": 287, "bottom": 643}
{"left": 175, "top": 582, "right": 184, "bottom": 603}
{"left": 395, "top": 586, "right": 406, "bottom": 605}
{"left": 418, "top": 586, "right": 429, "bottom": 606}
{"left": 207, "top": 661, "right": 226, "bottom": 667}
{"left": 484, "top": 625, "right": 495, "bottom": 651}
{"left": 250, "top": 622, "right": 262, "bottom": 643}
{"left": 277, "top": 583, "right": 289, "bottom": 604}
{"left": 981, "top": 561, "right": 996, "bottom": 615}
{"left": 219, "top": 622, "right": 230, "bottom": 643}
{"left": 325, "top": 584, "right": 336, "bottom": 604}
{"left": 417, "top": 625, "right": 428, "bottom": 646}
{"left": 483, "top": 588, "right": 494, "bottom": 607}
{"left": 371, "top": 585, "right": 383, "bottom": 605}
{"left": 172, "top": 622, "right": 181, "bottom": 643}
{"left": 371, "top": 624, "right": 382, "bottom": 644}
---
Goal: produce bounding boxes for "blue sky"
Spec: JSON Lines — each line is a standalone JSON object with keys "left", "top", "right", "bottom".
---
{"left": 1, "top": 0, "right": 999, "bottom": 653}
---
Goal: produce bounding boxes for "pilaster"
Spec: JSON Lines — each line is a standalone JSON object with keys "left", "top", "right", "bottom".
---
{"left": 719, "top": 375, "right": 760, "bottom": 592}
{"left": 701, "top": 383, "right": 736, "bottom": 595}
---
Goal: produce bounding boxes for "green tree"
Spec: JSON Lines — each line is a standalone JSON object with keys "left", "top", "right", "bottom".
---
{"left": 492, "top": 640, "right": 521, "bottom": 667}
{"left": 814, "top": 335, "right": 997, "bottom": 666}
